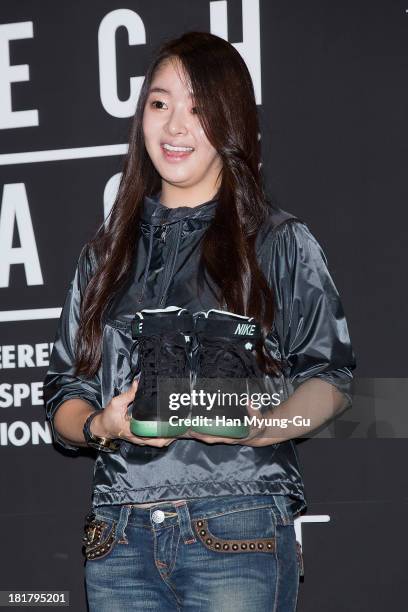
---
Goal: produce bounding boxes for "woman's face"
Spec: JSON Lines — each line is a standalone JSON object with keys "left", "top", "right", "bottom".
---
{"left": 142, "top": 59, "right": 222, "bottom": 202}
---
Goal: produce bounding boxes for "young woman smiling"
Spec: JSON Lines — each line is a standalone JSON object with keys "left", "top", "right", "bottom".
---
{"left": 44, "top": 31, "right": 356, "bottom": 612}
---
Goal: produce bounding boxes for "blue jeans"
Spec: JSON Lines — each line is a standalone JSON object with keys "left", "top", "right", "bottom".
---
{"left": 84, "top": 494, "right": 302, "bottom": 611}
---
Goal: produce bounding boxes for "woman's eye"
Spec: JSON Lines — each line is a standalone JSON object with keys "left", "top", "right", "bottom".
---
{"left": 151, "top": 100, "right": 168, "bottom": 110}
{"left": 191, "top": 107, "right": 199, "bottom": 115}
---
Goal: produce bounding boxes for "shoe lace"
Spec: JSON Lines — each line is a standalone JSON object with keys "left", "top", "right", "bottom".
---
{"left": 130, "top": 332, "right": 190, "bottom": 396}
{"left": 197, "top": 338, "right": 261, "bottom": 379}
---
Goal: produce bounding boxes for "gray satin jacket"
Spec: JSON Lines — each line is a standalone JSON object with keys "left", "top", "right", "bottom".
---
{"left": 43, "top": 194, "right": 356, "bottom": 517}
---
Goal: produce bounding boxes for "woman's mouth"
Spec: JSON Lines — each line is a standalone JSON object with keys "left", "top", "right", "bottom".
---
{"left": 161, "top": 143, "right": 195, "bottom": 162}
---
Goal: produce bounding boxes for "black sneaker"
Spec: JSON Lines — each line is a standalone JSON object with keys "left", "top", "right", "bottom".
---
{"left": 129, "top": 306, "right": 193, "bottom": 437}
{"left": 191, "top": 309, "right": 263, "bottom": 438}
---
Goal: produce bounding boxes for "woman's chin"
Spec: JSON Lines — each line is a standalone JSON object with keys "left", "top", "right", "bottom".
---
{"left": 158, "top": 168, "right": 194, "bottom": 185}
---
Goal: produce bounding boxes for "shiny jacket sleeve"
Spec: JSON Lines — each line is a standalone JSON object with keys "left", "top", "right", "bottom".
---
{"left": 269, "top": 220, "right": 356, "bottom": 406}
{"left": 43, "top": 245, "right": 102, "bottom": 452}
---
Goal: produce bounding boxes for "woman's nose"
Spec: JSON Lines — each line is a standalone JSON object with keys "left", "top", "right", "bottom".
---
{"left": 166, "top": 108, "right": 189, "bottom": 135}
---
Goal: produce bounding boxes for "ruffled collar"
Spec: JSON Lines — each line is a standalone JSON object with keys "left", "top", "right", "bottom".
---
{"left": 141, "top": 191, "right": 218, "bottom": 225}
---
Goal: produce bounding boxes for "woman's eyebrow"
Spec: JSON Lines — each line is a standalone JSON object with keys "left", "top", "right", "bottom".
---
{"left": 148, "top": 86, "right": 194, "bottom": 98}
{"left": 148, "top": 87, "right": 171, "bottom": 95}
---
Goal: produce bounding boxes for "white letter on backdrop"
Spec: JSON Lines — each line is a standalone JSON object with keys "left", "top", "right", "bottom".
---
{"left": 210, "top": 0, "right": 262, "bottom": 104}
{"left": 0, "top": 183, "right": 43, "bottom": 287}
{"left": 0, "top": 22, "right": 39, "bottom": 129}
{"left": 103, "top": 172, "right": 122, "bottom": 221}
{"left": 98, "top": 9, "right": 146, "bottom": 118}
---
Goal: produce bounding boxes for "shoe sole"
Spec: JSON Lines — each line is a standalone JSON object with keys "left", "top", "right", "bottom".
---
{"left": 191, "top": 424, "right": 249, "bottom": 438}
{"left": 130, "top": 418, "right": 188, "bottom": 438}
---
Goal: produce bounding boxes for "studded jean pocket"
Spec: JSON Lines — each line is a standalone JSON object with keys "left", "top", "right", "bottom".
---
{"left": 192, "top": 505, "right": 276, "bottom": 554}
{"left": 82, "top": 512, "right": 118, "bottom": 561}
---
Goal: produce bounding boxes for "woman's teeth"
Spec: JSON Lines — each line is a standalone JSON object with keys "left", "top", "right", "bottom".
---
{"left": 162, "top": 143, "right": 194, "bottom": 152}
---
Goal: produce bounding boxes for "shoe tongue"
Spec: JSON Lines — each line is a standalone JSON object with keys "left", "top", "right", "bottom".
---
{"left": 206, "top": 310, "right": 249, "bottom": 320}
{"left": 131, "top": 312, "right": 194, "bottom": 338}
{"left": 142, "top": 307, "right": 185, "bottom": 317}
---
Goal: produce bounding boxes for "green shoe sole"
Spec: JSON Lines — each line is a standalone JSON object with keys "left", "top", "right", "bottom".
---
{"left": 191, "top": 424, "right": 249, "bottom": 439}
{"left": 130, "top": 419, "right": 188, "bottom": 438}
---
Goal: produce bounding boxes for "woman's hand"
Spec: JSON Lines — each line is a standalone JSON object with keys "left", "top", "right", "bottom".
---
{"left": 181, "top": 402, "right": 270, "bottom": 446}
{"left": 91, "top": 380, "right": 178, "bottom": 448}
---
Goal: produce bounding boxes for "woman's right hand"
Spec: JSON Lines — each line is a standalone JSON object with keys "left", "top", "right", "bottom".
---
{"left": 90, "top": 380, "right": 178, "bottom": 448}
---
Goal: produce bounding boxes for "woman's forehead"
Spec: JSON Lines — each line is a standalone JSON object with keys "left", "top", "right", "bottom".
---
{"left": 152, "top": 59, "right": 193, "bottom": 94}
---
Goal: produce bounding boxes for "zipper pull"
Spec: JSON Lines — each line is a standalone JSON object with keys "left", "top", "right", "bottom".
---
{"left": 161, "top": 225, "right": 168, "bottom": 243}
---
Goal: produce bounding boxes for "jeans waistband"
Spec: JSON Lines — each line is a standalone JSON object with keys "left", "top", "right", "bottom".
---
{"left": 92, "top": 493, "right": 293, "bottom": 538}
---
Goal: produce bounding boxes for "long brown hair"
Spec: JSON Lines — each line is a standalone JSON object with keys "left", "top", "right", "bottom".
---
{"left": 75, "top": 31, "right": 282, "bottom": 378}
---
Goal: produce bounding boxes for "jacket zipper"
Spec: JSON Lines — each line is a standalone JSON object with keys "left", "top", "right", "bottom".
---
{"left": 188, "top": 312, "right": 204, "bottom": 393}
{"left": 184, "top": 335, "right": 194, "bottom": 395}
{"left": 158, "top": 221, "right": 183, "bottom": 307}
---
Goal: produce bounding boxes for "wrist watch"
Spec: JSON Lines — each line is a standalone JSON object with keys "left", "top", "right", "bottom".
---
{"left": 83, "top": 411, "right": 120, "bottom": 453}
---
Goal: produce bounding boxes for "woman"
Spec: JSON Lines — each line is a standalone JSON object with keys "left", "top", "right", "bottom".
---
{"left": 44, "top": 31, "right": 356, "bottom": 611}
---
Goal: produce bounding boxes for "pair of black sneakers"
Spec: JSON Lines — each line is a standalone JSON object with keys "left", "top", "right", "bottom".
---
{"left": 128, "top": 306, "right": 264, "bottom": 439}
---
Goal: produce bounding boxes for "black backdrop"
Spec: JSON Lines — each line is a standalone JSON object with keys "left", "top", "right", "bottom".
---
{"left": 1, "top": 1, "right": 407, "bottom": 610}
